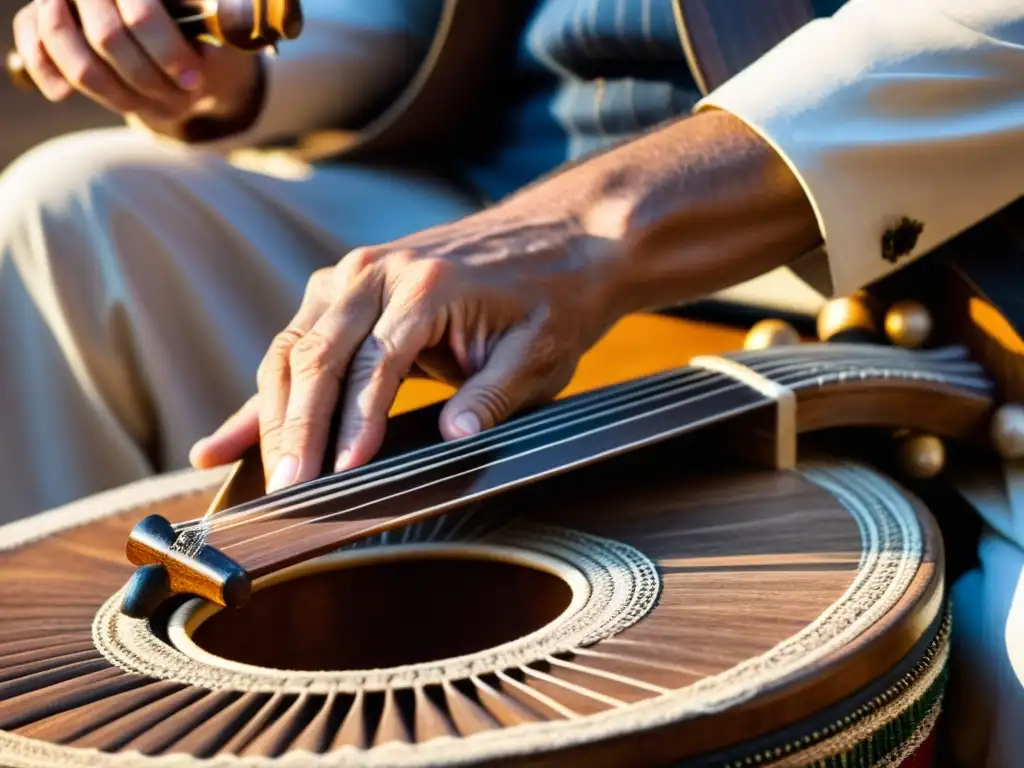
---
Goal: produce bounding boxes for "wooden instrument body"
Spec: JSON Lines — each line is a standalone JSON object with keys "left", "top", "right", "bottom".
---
{"left": 0, "top": 314, "right": 957, "bottom": 767}
{"left": 0, "top": 444, "right": 945, "bottom": 767}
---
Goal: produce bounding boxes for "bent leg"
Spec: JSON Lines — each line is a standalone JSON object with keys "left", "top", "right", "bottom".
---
{"left": 0, "top": 129, "right": 480, "bottom": 522}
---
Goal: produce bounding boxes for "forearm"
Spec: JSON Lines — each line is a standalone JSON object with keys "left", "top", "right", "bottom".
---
{"left": 567, "top": 109, "right": 820, "bottom": 315}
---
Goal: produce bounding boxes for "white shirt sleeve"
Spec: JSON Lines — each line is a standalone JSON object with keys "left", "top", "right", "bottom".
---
{"left": 697, "top": 0, "right": 1024, "bottom": 298}
{"left": 185, "top": 0, "right": 443, "bottom": 151}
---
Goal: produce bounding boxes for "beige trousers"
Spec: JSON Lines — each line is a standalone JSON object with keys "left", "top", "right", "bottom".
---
{"left": 0, "top": 128, "right": 481, "bottom": 523}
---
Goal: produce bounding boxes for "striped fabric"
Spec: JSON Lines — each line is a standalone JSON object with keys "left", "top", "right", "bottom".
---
{"left": 457, "top": 0, "right": 847, "bottom": 203}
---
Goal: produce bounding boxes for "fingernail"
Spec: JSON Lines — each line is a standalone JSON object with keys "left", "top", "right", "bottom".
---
{"left": 177, "top": 69, "right": 202, "bottom": 91}
{"left": 452, "top": 411, "right": 481, "bottom": 437}
{"left": 333, "top": 449, "right": 351, "bottom": 473}
{"left": 267, "top": 455, "right": 298, "bottom": 493}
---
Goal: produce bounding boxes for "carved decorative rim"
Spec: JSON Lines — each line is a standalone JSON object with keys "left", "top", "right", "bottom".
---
{"left": 0, "top": 460, "right": 937, "bottom": 767}
{"left": 92, "top": 522, "right": 663, "bottom": 693}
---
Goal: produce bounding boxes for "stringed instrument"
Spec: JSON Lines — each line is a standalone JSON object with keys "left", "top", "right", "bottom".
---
{"left": 0, "top": 269, "right": 1017, "bottom": 766}
{"left": 1, "top": 0, "right": 1019, "bottom": 762}
{"left": 4, "top": 0, "right": 302, "bottom": 91}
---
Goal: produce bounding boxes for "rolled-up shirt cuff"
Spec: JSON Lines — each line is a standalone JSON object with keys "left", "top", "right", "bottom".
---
{"left": 695, "top": 0, "right": 1024, "bottom": 298}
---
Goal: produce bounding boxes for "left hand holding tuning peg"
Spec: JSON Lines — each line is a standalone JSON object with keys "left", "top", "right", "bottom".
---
{"left": 12, "top": 0, "right": 260, "bottom": 127}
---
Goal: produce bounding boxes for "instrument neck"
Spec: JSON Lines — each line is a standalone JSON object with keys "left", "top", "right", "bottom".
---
{"left": 184, "top": 343, "right": 991, "bottom": 579}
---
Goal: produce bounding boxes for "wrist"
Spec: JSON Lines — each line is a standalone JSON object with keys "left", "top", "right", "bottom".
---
{"left": 578, "top": 110, "right": 821, "bottom": 315}
{"left": 136, "top": 53, "right": 266, "bottom": 144}
{"left": 180, "top": 54, "right": 266, "bottom": 142}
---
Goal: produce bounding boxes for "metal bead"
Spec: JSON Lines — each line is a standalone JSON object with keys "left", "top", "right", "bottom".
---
{"left": 897, "top": 434, "right": 945, "bottom": 479}
{"left": 884, "top": 300, "right": 933, "bottom": 349}
{"left": 744, "top": 319, "right": 801, "bottom": 350}
{"left": 991, "top": 404, "right": 1024, "bottom": 460}
{"left": 816, "top": 297, "right": 875, "bottom": 342}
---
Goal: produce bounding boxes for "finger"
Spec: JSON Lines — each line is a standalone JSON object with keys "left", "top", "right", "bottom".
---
{"left": 333, "top": 303, "right": 435, "bottom": 473}
{"left": 36, "top": 0, "right": 144, "bottom": 113}
{"left": 271, "top": 277, "right": 384, "bottom": 490}
{"left": 114, "top": 0, "right": 204, "bottom": 90}
{"left": 75, "top": 0, "right": 185, "bottom": 101}
{"left": 189, "top": 395, "right": 259, "bottom": 468}
{"left": 256, "top": 292, "right": 330, "bottom": 490}
{"left": 13, "top": 4, "right": 70, "bottom": 99}
{"left": 439, "top": 323, "right": 568, "bottom": 440}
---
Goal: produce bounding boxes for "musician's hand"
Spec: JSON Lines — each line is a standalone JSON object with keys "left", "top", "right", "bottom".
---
{"left": 12, "top": 0, "right": 258, "bottom": 123}
{"left": 189, "top": 110, "right": 820, "bottom": 492}
{"left": 191, "top": 190, "right": 631, "bottom": 492}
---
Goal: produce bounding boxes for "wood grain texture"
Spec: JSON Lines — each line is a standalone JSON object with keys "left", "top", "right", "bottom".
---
{"left": 0, "top": 313, "right": 951, "bottom": 765}
{"left": 0, "top": 457, "right": 942, "bottom": 766}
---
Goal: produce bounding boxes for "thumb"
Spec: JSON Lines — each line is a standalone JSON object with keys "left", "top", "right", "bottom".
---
{"left": 189, "top": 395, "right": 259, "bottom": 469}
{"left": 439, "top": 324, "right": 565, "bottom": 440}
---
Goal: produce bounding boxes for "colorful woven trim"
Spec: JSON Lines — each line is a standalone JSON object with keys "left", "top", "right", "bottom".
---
{"left": 726, "top": 609, "right": 950, "bottom": 768}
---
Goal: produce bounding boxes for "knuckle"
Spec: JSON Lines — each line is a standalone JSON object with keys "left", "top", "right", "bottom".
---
{"left": 13, "top": 7, "right": 33, "bottom": 37}
{"left": 270, "top": 328, "right": 304, "bottom": 356}
{"left": 277, "top": 418, "right": 313, "bottom": 448}
{"left": 307, "top": 267, "right": 331, "bottom": 290}
{"left": 395, "top": 258, "right": 451, "bottom": 311}
{"left": 34, "top": 4, "right": 62, "bottom": 35}
{"left": 289, "top": 331, "right": 335, "bottom": 381}
{"left": 256, "top": 330, "right": 301, "bottom": 383}
{"left": 64, "top": 59, "right": 102, "bottom": 90}
{"left": 413, "top": 257, "right": 453, "bottom": 292}
{"left": 86, "top": 19, "right": 127, "bottom": 54}
{"left": 475, "top": 386, "right": 512, "bottom": 424}
{"left": 384, "top": 248, "right": 416, "bottom": 271}
{"left": 258, "top": 420, "right": 284, "bottom": 448}
{"left": 119, "top": 4, "right": 158, "bottom": 33}
{"left": 527, "top": 334, "right": 561, "bottom": 375}
{"left": 341, "top": 246, "right": 384, "bottom": 279}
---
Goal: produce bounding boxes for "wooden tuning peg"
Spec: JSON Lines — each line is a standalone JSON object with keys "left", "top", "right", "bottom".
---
{"left": 5, "top": 0, "right": 303, "bottom": 90}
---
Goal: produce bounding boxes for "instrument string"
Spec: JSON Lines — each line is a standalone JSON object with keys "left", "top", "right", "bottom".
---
{"left": 202, "top": 346, "right": 989, "bottom": 543}
{"left": 174, "top": 11, "right": 217, "bottom": 23}
{"left": 195, "top": 344, "right": 985, "bottom": 534}
{"left": 204, "top": 343, "right": 977, "bottom": 535}
{"left": 211, "top": 367, "right": 714, "bottom": 518}
{"left": 204, "top": 366, "right": 727, "bottom": 534}
{"left": 212, "top": 347, "right": 990, "bottom": 552}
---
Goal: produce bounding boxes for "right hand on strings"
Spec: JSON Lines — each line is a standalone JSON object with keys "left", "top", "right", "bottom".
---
{"left": 12, "top": 0, "right": 259, "bottom": 123}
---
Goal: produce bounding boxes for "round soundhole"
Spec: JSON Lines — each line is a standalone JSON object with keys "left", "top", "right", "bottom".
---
{"left": 179, "top": 548, "right": 576, "bottom": 672}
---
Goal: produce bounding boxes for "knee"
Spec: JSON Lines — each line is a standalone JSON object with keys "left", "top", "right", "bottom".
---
{"left": 0, "top": 129, "right": 189, "bottom": 266}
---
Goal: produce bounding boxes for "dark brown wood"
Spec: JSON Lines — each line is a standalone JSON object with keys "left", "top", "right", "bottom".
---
{"left": 0, "top": 454, "right": 942, "bottom": 765}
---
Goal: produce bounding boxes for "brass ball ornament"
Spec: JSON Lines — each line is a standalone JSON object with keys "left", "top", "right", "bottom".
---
{"left": 991, "top": 404, "right": 1024, "bottom": 460}
{"left": 816, "top": 296, "right": 876, "bottom": 342}
{"left": 743, "top": 319, "right": 801, "bottom": 351}
{"left": 896, "top": 434, "right": 946, "bottom": 479}
{"left": 884, "top": 300, "right": 933, "bottom": 349}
